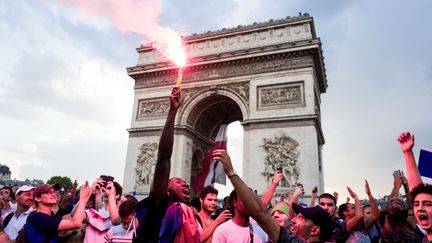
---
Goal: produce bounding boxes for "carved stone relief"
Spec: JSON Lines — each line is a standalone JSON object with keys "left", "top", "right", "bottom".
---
{"left": 258, "top": 82, "right": 304, "bottom": 110}
{"left": 230, "top": 82, "right": 249, "bottom": 105}
{"left": 135, "top": 142, "right": 158, "bottom": 188}
{"left": 137, "top": 98, "right": 169, "bottom": 119}
{"left": 261, "top": 135, "right": 300, "bottom": 188}
{"left": 135, "top": 55, "right": 313, "bottom": 89}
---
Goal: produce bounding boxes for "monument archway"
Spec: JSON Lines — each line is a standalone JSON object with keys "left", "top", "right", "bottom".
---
{"left": 123, "top": 13, "right": 328, "bottom": 197}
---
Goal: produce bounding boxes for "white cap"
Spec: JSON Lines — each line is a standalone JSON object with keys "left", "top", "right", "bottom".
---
{"left": 15, "top": 185, "right": 35, "bottom": 196}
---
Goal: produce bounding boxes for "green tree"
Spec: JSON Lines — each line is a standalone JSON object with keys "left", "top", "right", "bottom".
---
{"left": 46, "top": 176, "right": 73, "bottom": 190}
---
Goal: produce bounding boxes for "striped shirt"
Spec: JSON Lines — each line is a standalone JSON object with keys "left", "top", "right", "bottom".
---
{"left": 104, "top": 225, "right": 134, "bottom": 243}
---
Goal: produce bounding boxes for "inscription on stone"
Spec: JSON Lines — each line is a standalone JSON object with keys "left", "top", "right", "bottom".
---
{"left": 258, "top": 82, "right": 304, "bottom": 110}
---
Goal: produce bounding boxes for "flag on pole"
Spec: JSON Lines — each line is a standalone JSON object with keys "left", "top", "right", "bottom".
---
{"left": 419, "top": 148, "right": 432, "bottom": 184}
{"left": 193, "top": 122, "right": 228, "bottom": 191}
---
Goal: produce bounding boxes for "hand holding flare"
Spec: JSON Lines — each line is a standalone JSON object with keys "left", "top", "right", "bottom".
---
{"left": 177, "top": 67, "right": 184, "bottom": 90}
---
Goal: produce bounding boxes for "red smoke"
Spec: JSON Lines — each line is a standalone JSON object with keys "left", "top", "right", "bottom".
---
{"left": 59, "top": 0, "right": 186, "bottom": 66}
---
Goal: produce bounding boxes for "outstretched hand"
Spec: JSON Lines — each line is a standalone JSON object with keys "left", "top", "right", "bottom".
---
{"left": 392, "top": 170, "right": 405, "bottom": 188}
{"left": 347, "top": 186, "right": 358, "bottom": 200}
{"left": 333, "top": 191, "right": 339, "bottom": 202}
{"left": 272, "top": 171, "right": 284, "bottom": 185}
{"left": 397, "top": 132, "right": 415, "bottom": 153}
{"left": 364, "top": 180, "right": 372, "bottom": 196}
{"left": 214, "top": 210, "right": 232, "bottom": 225}
{"left": 311, "top": 186, "right": 318, "bottom": 197}
{"left": 91, "top": 178, "right": 104, "bottom": 193}
{"left": 79, "top": 181, "right": 92, "bottom": 202}
{"left": 293, "top": 184, "right": 304, "bottom": 197}
{"left": 105, "top": 181, "right": 116, "bottom": 198}
{"left": 212, "top": 149, "right": 234, "bottom": 175}
{"left": 170, "top": 87, "right": 182, "bottom": 110}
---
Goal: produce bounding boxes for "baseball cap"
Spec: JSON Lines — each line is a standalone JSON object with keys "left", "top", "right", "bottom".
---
{"left": 292, "top": 203, "right": 335, "bottom": 241}
{"left": 33, "top": 184, "right": 56, "bottom": 199}
{"left": 15, "top": 185, "right": 35, "bottom": 196}
{"left": 271, "top": 203, "right": 290, "bottom": 216}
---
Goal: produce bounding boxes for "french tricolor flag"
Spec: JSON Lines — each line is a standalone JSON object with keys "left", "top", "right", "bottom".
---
{"left": 193, "top": 122, "right": 228, "bottom": 191}
{"left": 419, "top": 149, "right": 432, "bottom": 184}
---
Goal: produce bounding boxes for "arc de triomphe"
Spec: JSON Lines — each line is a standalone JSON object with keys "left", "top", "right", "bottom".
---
{"left": 123, "top": 13, "right": 328, "bottom": 197}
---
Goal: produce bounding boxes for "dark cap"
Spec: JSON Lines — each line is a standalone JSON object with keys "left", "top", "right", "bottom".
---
{"left": 33, "top": 184, "right": 55, "bottom": 199}
{"left": 292, "top": 203, "right": 335, "bottom": 241}
{"left": 53, "top": 183, "right": 62, "bottom": 191}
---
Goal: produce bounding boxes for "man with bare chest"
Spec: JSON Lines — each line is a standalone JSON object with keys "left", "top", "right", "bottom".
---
{"left": 196, "top": 186, "right": 231, "bottom": 243}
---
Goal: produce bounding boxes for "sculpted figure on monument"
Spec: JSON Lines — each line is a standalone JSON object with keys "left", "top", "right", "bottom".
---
{"left": 261, "top": 135, "right": 300, "bottom": 188}
{"left": 135, "top": 142, "right": 158, "bottom": 187}
{"left": 138, "top": 100, "right": 170, "bottom": 118}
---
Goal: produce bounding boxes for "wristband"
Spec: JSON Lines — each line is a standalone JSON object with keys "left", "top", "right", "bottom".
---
{"left": 227, "top": 171, "right": 238, "bottom": 179}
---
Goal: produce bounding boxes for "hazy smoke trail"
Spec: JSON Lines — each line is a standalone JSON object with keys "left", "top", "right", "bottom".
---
{"left": 59, "top": 0, "right": 185, "bottom": 65}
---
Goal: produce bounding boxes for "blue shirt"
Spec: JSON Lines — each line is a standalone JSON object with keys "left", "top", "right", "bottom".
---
{"left": 26, "top": 212, "right": 62, "bottom": 243}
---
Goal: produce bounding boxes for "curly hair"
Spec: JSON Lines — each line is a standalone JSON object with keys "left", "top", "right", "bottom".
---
{"left": 410, "top": 183, "right": 432, "bottom": 204}
{"left": 199, "top": 186, "right": 218, "bottom": 200}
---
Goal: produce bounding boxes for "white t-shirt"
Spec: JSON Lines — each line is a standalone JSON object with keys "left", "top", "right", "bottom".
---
{"left": 4, "top": 207, "right": 34, "bottom": 240}
{"left": 212, "top": 219, "right": 266, "bottom": 243}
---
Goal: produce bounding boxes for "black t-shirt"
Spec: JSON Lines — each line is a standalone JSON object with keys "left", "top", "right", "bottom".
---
{"left": 381, "top": 227, "right": 422, "bottom": 243}
{"left": 277, "top": 227, "right": 306, "bottom": 243}
{"left": 54, "top": 208, "right": 68, "bottom": 219}
{"left": 133, "top": 194, "right": 169, "bottom": 243}
{"left": 26, "top": 212, "right": 62, "bottom": 243}
{"left": 330, "top": 219, "right": 348, "bottom": 243}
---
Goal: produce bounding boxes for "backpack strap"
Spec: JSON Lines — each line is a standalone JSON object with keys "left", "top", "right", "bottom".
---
{"left": 2, "top": 212, "right": 14, "bottom": 228}
{"left": 195, "top": 214, "right": 203, "bottom": 227}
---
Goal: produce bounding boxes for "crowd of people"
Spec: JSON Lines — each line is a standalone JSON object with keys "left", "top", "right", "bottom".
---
{"left": 0, "top": 88, "right": 430, "bottom": 243}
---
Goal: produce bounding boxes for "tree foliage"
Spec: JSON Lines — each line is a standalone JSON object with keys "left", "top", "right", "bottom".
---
{"left": 46, "top": 176, "right": 72, "bottom": 190}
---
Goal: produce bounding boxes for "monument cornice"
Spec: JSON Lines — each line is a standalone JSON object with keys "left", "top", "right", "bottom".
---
{"left": 129, "top": 50, "right": 328, "bottom": 92}
{"left": 184, "top": 14, "right": 314, "bottom": 41}
{"left": 128, "top": 38, "right": 321, "bottom": 74}
{"left": 133, "top": 14, "right": 321, "bottom": 68}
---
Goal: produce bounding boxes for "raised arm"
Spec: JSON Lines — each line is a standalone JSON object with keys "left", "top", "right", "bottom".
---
{"left": 261, "top": 171, "right": 283, "bottom": 207}
{"left": 70, "top": 180, "right": 78, "bottom": 199}
{"left": 397, "top": 132, "right": 422, "bottom": 190}
{"left": 364, "top": 180, "right": 380, "bottom": 228}
{"left": 213, "top": 149, "right": 281, "bottom": 243}
{"left": 199, "top": 210, "right": 232, "bottom": 242}
{"left": 92, "top": 178, "right": 104, "bottom": 210}
{"left": 345, "top": 187, "right": 363, "bottom": 233}
{"left": 59, "top": 182, "right": 91, "bottom": 231}
{"left": 105, "top": 181, "right": 121, "bottom": 225}
{"left": 309, "top": 186, "right": 318, "bottom": 207}
{"left": 150, "top": 88, "right": 182, "bottom": 204}
{"left": 389, "top": 170, "right": 404, "bottom": 200}
{"left": 288, "top": 185, "right": 304, "bottom": 218}
{"left": 399, "top": 171, "right": 417, "bottom": 228}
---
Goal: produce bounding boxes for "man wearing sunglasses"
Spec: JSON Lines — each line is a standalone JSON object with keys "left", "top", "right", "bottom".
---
{"left": 25, "top": 182, "right": 91, "bottom": 242}
{"left": 104, "top": 198, "right": 137, "bottom": 242}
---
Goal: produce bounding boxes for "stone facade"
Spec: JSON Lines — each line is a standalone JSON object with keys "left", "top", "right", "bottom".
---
{"left": 123, "top": 13, "right": 327, "bottom": 197}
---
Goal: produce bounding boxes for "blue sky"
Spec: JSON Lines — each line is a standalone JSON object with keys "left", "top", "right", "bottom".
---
{"left": 0, "top": 0, "right": 431, "bottom": 200}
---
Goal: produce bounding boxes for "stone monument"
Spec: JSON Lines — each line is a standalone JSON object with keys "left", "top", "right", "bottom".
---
{"left": 123, "top": 13, "right": 328, "bottom": 197}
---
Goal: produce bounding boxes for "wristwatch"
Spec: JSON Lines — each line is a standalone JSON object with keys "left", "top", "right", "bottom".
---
{"left": 227, "top": 170, "right": 238, "bottom": 179}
